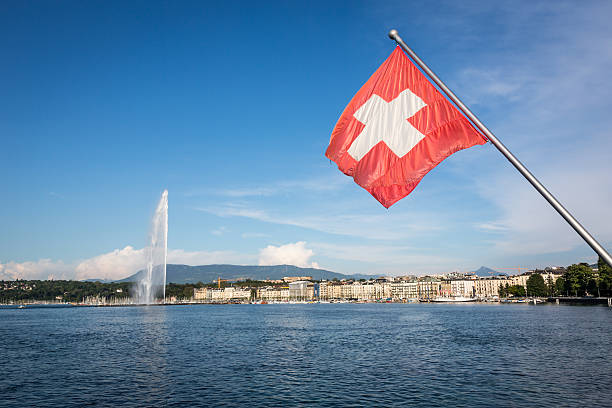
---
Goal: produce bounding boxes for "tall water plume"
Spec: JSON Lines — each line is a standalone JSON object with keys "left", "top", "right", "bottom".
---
{"left": 134, "top": 190, "right": 168, "bottom": 305}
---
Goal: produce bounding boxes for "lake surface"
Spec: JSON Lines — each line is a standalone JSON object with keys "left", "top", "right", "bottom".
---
{"left": 1, "top": 303, "right": 610, "bottom": 407}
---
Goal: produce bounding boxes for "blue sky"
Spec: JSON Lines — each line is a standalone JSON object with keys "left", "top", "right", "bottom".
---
{"left": 2, "top": 0, "right": 611, "bottom": 280}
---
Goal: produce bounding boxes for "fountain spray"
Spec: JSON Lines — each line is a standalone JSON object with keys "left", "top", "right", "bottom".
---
{"left": 134, "top": 190, "right": 168, "bottom": 305}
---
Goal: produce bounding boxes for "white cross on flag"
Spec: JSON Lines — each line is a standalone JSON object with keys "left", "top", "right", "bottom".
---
{"left": 326, "top": 47, "right": 487, "bottom": 208}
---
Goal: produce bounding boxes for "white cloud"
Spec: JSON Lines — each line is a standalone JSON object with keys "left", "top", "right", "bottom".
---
{"left": 1, "top": 246, "right": 256, "bottom": 281}
{"left": 258, "top": 241, "right": 319, "bottom": 268}
{"left": 74, "top": 246, "right": 145, "bottom": 281}
{"left": 0, "top": 259, "right": 74, "bottom": 281}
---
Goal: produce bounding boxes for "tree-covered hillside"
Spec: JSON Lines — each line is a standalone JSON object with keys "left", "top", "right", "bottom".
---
{"left": 1, "top": 280, "right": 132, "bottom": 303}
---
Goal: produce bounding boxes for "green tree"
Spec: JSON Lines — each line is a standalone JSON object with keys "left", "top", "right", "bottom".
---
{"left": 546, "top": 276, "right": 555, "bottom": 296}
{"left": 563, "top": 263, "right": 593, "bottom": 297}
{"left": 555, "top": 277, "right": 566, "bottom": 296}
{"left": 598, "top": 256, "right": 612, "bottom": 297}
{"left": 586, "top": 279, "right": 600, "bottom": 297}
{"left": 507, "top": 285, "right": 525, "bottom": 297}
{"left": 498, "top": 283, "right": 507, "bottom": 298}
{"left": 182, "top": 285, "right": 194, "bottom": 299}
{"left": 526, "top": 274, "right": 547, "bottom": 297}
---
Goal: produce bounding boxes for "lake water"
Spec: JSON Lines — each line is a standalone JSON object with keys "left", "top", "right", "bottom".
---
{"left": 1, "top": 303, "right": 610, "bottom": 407}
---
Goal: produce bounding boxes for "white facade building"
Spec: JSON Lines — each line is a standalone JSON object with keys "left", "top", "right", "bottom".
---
{"left": 193, "top": 287, "right": 251, "bottom": 302}
{"left": 390, "top": 281, "right": 418, "bottom": 300}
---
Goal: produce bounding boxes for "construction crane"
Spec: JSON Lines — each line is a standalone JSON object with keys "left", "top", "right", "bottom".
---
{"left": 215, "top": 276, "right": 230, "bottom": 289}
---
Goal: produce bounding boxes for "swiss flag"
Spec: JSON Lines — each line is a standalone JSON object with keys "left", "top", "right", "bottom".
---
{"left": 326, "top": 47, "right": 487, "bottom": 208}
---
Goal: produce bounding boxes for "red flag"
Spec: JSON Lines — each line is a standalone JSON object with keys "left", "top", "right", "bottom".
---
{"left": 326, "top": 47, "right": 487, "bottom": 208}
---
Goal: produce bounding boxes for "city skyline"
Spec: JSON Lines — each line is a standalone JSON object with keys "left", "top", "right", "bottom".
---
{"left": 2, "top": 1, "right": 612, "bottom": 281}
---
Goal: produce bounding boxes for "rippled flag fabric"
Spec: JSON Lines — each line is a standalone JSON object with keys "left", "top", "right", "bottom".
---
{"left": 325, "top": 46, "right": 487, "bottom": 208}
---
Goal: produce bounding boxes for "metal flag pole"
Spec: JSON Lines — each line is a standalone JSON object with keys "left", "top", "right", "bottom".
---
{"left": 388, "top": 29, "right": 612, "bottom": 268}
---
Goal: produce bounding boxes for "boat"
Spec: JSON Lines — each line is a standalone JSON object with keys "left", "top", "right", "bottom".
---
{"left": 431, "top": 296, "right": 477, "bottom": 303}
{"left": 18, "top": 305, "right": 26, "bottom": 309}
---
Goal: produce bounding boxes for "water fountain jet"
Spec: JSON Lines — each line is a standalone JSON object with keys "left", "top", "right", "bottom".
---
{"left": 133, "top": 190, "right": 168, "bottom": 305}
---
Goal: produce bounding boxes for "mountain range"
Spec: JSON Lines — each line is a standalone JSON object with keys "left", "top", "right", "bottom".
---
{"left": 472, "top": 266, "right": 502, "bottom": 277}
{"left": 109, "top": 264, "right": 520, "bottom": 284}
{"left": 119, "top": 264, "right": 377, "bottom": 284}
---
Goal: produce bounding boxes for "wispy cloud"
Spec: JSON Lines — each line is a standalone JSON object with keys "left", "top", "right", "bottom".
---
{"left": 475, "top": 137, "right": 612, "bottom": 256}
{"left": 197, "top": 202, "right": 445, "bottom": 241}
{"left": 453, "top": 3, "right": 612, "bottom": 127}
{"left": 211, "top": 226, "right": 228, "bottom": 236}
{"left": 241, "top": 232, "right": 269, "bottom": 239}
{"left": 311, "top": 242, "right": 463, "bottom": 275}
{"left": 475, "top": 223, "right": 508, "bottom": 232}
{"left": 358, "top": 0, "right": 612, "bottom": 268}
{"left": 429, "top": 2, "right": 612, "bottom": 260}
{"left": 48, "top": 191, "right": 65, "bottom": 199}
{"left": 185, "top": 174, "right": 353, "bottom": 198}
{"left": 216, "top": 187, "right": 278, "bottom": 198}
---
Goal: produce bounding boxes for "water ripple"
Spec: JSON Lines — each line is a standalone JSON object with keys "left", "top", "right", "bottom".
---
{"left": 0, "top": 304, "right": 610, "bottom": 407}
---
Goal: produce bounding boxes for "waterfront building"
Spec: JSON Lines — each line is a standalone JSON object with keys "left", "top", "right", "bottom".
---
{"left": 474, "top": 278, "right": 511, "bottom": 298}
{"left": 318, "top": 281, "right": 330, "bottom": 300}
{"left": 390, "top": 281, "right": 418, "bottom": 300}
{"left": 449, "top": 279, "right": 476, "bottom": 298}
{"left": 257, "top": 286, "right": 290, "bottom": 301}
{"left": 193, "top": 287, "right": 209, "bottom": 300}
{"left": 417, "top": 278, "right": 441, "bottom": 299}
{"left": 193, "top": 268, "right": 567, "bottom": 302}
{"left": 194, "top": 287, "right": 251, "bottom": 302}
{"left": 319, "top": 281, "right": 344, "bottom": 300}
{"left": 288, "top": 281, "right": 315, "bottom": 300}
{"left": 319, "top": 281, "right": 391, "bottom": 301}
{"left": 319, "top": 281, "right": 332, "bottom": 300}
{"left": 538, "top": 272, "right": 563, "bottom": 285}
{"left": 438, "top": 281, "right": 452, "bottom": 297}
{"left": 352, "top": 282, "right": 391, "bottom": 300}
{"left": 508, "top": 274, "right": 529, "bottom": 288}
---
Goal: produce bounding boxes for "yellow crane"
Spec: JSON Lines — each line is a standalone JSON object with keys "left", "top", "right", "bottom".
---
{"left": 215, "top": 276, "right": 230, "bottom": 289}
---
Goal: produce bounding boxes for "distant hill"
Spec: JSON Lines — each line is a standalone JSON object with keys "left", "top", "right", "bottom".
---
{"left": 472, "top": 266, "right": 502, "bottom": 277}
{"left": 118, "top": 264, "right": 376, "bottom": 284}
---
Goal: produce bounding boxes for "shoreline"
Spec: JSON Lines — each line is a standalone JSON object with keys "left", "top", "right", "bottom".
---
{"left": 2, "top": 297, "right": 611, "bottom": 308}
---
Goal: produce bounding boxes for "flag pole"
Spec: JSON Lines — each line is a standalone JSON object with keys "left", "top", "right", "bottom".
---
{"left": 388, "top": 29, "right": 612, "bottom": 268}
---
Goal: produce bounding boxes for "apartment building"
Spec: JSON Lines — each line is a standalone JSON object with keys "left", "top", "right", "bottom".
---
{"left": 390, "top": 281, "right": 418, "bottom": 300}
{"left": 193, "top": 287, "right": 251, "bottom": 301}
{"left": 257, "top": 286, "right": 290, "bottom": 301}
